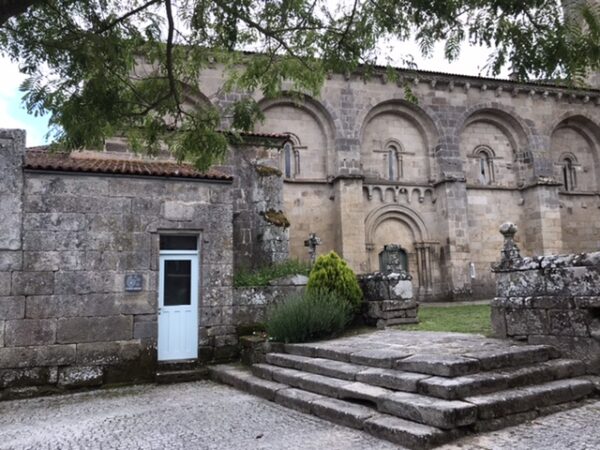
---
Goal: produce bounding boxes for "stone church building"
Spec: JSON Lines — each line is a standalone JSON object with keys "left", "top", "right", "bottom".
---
{"left": 185, "top": 60, "right": 600, "bottom": 302}
{"left": 2, "top": 0, "right": 600, "bottom": 394}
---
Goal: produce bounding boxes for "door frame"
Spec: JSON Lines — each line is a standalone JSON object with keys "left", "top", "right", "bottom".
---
{"left": 157, "top": 248, "right": 200, "bottom": 361}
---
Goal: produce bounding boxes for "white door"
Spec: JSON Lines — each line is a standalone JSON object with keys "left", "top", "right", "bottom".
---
{"left": 158, "top": 253, "right": 199, "bottom": 361}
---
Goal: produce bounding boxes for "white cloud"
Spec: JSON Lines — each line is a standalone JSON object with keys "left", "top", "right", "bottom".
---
{"left": 0, "top": 56, "right": 49, "bottom": 147}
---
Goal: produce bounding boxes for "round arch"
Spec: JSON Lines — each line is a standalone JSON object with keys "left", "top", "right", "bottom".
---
{"left": 549, "top": 114, "right": 600, "bottom": 191}
{"left": 364, "top": 204, "right": 430, "bottom": 245}
{"left": 457, "top": 105, "right": 533, "bottom": 155}
{"left": 359, "top": 99, "right": 441, "bottom": 151}
{"left": 257, "top": 93, "right": 338, "bottom": 176}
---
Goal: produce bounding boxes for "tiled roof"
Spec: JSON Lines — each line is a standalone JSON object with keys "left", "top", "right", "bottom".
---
{"left": 24, "top": 150, "right": 233, "bottom": 181}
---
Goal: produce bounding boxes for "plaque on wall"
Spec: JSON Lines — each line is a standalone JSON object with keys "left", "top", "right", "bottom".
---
{"left": 124, "top": 274, "right": 144, "bottom": 292}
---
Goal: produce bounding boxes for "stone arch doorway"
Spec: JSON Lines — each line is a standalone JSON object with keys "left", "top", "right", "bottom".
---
{"left": 364, "top": 205, "right": 437, "bottom": 299}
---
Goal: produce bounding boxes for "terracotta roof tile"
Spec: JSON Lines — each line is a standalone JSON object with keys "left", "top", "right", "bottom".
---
{"left": 24, "top": 150, "right": 233, "bottom": 181}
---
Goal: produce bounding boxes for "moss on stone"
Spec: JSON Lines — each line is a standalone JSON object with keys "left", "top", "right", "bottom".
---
{"left": 255, "top": 164, "right": 282, "bottom": 177}
{"left": 261, "top": 209, "right": 290, "bottom": 228}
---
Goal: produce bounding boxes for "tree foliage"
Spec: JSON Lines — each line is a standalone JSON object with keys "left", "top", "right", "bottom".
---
{"left": 1, "top": 1, "right": 599, "bottom": 169}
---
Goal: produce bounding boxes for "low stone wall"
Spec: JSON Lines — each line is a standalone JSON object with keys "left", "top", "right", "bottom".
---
{"left": 358, "top": 272, "right": 419, "bottom": 328}
{"left": 492, "top": 223, "right": 600, "bottom": 373}
{"left": 233, "top": 277, "right": 307, "bottom": 327}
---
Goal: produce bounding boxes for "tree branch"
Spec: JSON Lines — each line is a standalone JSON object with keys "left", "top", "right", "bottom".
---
{"left": 0, "top": 0, "right": 41, "bottom": 26}
{"left": 94, "top": 0, "right": 162, "bottom": 34}
{"left": 164, "top": 0, "right": 181, "bottom": 118}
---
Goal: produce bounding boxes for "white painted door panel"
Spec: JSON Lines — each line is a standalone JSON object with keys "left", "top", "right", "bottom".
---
{"left": 158, "top": 254, "right": 199, "bottom": 361}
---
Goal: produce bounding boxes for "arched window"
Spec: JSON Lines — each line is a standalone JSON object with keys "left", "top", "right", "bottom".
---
{"left": 386, "top": 144, "right": 401, "bottom": 181}
{"left": 283, "top": 141, "right": 293, "bottom": 178}
{"left": 281, "top": 139, "right": 299, "bottom": 179}
{"left": 474, "top": 147, "right": 495, "bottom": 185}
{"left": 561, "top": 157, "right": 577, "bottom": 191}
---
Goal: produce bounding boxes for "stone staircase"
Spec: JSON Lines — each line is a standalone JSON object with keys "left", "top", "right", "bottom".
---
{"left": 209, "top": 331, "right": 596, "bottom": 449}
{"left": 155, "top": 360, "right": 209, "bottom": 384}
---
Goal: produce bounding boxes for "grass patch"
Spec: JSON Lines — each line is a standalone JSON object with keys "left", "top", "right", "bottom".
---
{"left": 234, "top": 260, "right": 311, "bottom": 287}
{"left": 394, "top": 304, "right": 492, "bottom": 335}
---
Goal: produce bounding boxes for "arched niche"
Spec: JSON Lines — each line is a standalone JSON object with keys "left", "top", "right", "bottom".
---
{"left": 458, "top": 108, "right": 531, "bottom": 187}
{"left": 550, "top": 115, "right": 600, "bottom": 192}
{"left": 364, "top": 205, "right": 435, "bottom": 295}
{"left": 256, "top": 93, "right": 336, "bottom": 179}
{"left": 360, "top": 100, "right": 440, "bottom": 184}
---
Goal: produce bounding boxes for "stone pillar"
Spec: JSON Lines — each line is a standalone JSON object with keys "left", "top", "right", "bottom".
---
{"left": 415, "top": 242, "right": 435, "bottom": 298}
{"left": 521, "top": 181, "right": 563, "bottom": 255}
{"left": 436, "top": 180, "right": 472, "bottom": 300}
{"left": 333, "top": 175, "right": 367, "bottom": 273}
{"left": 0, "top": 129, "right": 25, "bottom": 259}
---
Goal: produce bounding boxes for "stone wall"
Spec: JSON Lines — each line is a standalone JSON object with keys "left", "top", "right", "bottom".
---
{"left": 492, "top": 223, "right": 600, "bottom": 373}
{"left": 0, "top": 130, "right": 238, "bottom": 398}
{"left": 224, "top": 144, "right": 289, "bottom": 272}
{"left": 233, "top": 276, "right": 307, "bottom": 327}
{"left": 358, "top": 271, "right": 419, "bottom": 328}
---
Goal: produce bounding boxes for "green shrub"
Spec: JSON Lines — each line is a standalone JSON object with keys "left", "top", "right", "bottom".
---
{"left": 306, "top": 251, "right": 363, "bottom": 311}
{"left": 233, "top": 260, "right": 311, "bottom": 287}
{"left": 266, "top": 289, "right": 353, "bottom": 343}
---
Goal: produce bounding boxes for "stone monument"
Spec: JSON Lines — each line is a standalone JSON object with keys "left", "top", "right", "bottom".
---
{"left": 358, "top": 244, "right": 419, "bottom": 328}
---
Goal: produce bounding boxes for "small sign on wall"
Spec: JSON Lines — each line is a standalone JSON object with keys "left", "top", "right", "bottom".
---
{"left": 124, "top": 274, "right": 144, "bottom": 292}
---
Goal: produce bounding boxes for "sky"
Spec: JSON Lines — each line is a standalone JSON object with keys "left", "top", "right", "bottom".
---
{"left": 0, "top": 40, "right": 499, "bottom": 148}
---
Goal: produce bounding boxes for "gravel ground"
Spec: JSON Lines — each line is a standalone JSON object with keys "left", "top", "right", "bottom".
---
{"left": 0, "top": 381, "right": 598, "bottom": 450}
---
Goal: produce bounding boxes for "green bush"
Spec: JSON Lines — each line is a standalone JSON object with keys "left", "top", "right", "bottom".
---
{"left": 306, "top": 251, "right": 363, "bottom": 311}
{"left": 233, "top": 260, "right": 311, "bottom": 287}
{"left": 266, "top": 289, "right": 353, "bottom": 343}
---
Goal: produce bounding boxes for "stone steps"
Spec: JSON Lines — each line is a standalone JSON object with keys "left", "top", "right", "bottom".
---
{"left": 264, "top": 352, "right": 586, "bottom": 400}
{"left": 209, "top": 332, "right": 596, "bottom": 448}
{"left": 155, "top": 360, "right": 208, "bottom": 384}
{"left": 155, "top": 368, "right": 209, "bottom": 384}
{"left": 251, "top": 362, "right": 593, "bottom": 429}
{"left": 283, "top": 342, "right": 559, "bottom": 376}
{"left": 210, "top": 364, "right": 459, "bottom": 449}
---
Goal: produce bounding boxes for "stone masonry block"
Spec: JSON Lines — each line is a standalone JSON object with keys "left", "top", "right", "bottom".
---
{"left": 75, "top": 340, "right": 143, "bottom": 366}
{"left": 57, "top": 316, "right": 133, "bottom": 344}
{"left": 163, "top": 201, "right": 195, "bottom": 221}
{"left": 133, "top": 321, "right": 157, "bottom": 340}
{"left": 58, "top": 366, "right": 103, "bottom": 388}
{"left": 505, "top": 308, "right": 548, "bottom": 336}
{"left": 23, "top": 251, "right": 83, "bottom": 272}
{"left": 496, "top": 271, "right": 545, "bottom": 298}
{"left": 0, "top": 296, "right": 25, "bottom": 319}
{"left": 548, "top": 310, "right": 591, "bottom": 337}
{"left": 11, "top": 272, "right": 54, "bottom": 296}
{"left": 0, "top": 367, "right": 58, "bottom": 389}
{"left": 54, "top": 271, "right": 121, "bottom": 295}
{"left": 545, "top": 267, "right": 600, "bottom": 297}
{"left": 5, "top": 319, "right": 56, "bottom": 346}
{"left": 0, "top": 345, "right": 76, "bottom": 369}
{"left": 0, "top": 251, "right": 22, "bottom": 271}
{"left": 0, "top": 272, "right": 10, "bottom": 294}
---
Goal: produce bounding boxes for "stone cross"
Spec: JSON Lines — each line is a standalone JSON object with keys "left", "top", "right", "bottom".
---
{"left": 304, "top": 233, "right": 321, "bottom": 265}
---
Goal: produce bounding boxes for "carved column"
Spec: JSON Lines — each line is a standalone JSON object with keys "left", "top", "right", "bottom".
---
{"left": 415, "top": 242, "right": 435, "bottom": 299}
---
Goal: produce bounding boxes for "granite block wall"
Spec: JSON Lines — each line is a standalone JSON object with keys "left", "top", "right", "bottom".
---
{"left": 0, "top": 130, "right": 238, "bottom": 398}
{"left": 492, "top": 225, "right": 600, "bottom": 373}
{"left": 224, "top": 145, "right": 290, "bottom": 272}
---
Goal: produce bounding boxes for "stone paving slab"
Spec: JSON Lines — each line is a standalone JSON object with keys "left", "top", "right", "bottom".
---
{"left": 293, "top": 330, "right": 550, "bottom": 358}
{"left": 0, "top": 381, "right": 398, "bottom": 450}
{"left": 0, "top": 380, "right": 599, "bottom": 450}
